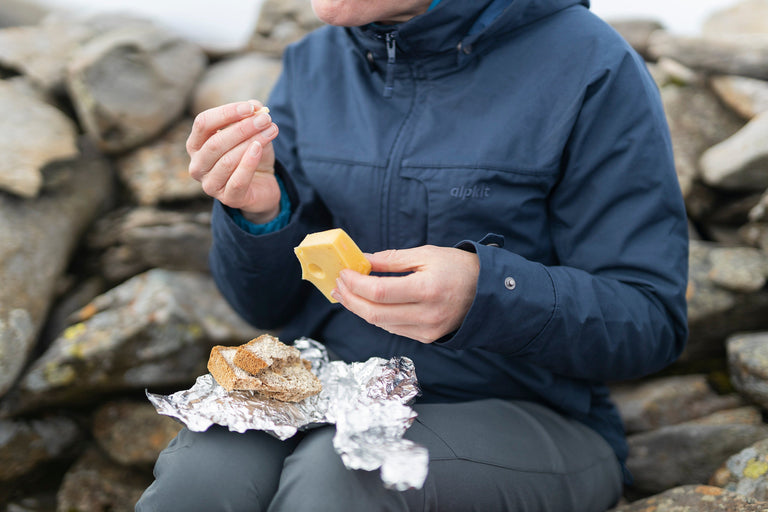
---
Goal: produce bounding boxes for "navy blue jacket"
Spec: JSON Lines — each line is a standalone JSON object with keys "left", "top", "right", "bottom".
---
{"left": 209, "top": 0, "right": 689, "bottom": 482}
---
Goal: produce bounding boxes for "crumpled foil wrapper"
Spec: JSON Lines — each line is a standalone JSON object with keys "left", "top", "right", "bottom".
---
{"left": 146, "top": 338, "right": 428, "bottom": 491}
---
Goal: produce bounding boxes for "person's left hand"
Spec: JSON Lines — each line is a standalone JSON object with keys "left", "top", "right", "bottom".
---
{"left": 331, "top": 245, "right": 480, "bottom": 344}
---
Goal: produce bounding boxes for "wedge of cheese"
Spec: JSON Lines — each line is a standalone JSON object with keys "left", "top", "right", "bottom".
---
{"left": 294, "top": 228, "right": 371, "bottom": 303}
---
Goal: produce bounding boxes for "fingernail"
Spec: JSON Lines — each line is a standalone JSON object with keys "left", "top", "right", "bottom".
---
{"left": 250, "top": 140, "right": 262, "bottom": 156}
{"left": 237, "top": 103, "right": 253, "bottom": 116}
{"left": 331, "top": 289, "right": 342, "bottom": 304}
{"left": 253, "top": 113, "right": 271, "bottom": 128}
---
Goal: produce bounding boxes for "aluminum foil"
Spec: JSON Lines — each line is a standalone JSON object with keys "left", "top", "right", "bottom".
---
{"left": 146, "top": 337, "right": 428, "bottom": 490}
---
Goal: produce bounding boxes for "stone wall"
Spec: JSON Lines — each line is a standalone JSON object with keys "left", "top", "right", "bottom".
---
{"left": 0, "top": 0, "right": 767, "bottom": 510}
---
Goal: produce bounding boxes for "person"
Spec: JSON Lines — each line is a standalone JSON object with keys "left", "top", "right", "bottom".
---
{"left": 136, "top": 0, "right": 689, "bottom": 510}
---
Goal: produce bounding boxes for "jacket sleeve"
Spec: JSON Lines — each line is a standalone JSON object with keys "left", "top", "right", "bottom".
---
{"left": 208, "top": 50, "right": 333, "bottom": 329}
{"left": 439, "top": 50, "right": 689, "bottom": 382}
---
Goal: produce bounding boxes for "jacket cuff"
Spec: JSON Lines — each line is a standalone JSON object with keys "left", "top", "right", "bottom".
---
{"left": 209, "top": 163, "right": 306, "bottom": 263}
{"left": 438, "top": 235, "right": 557, "bottom": 353}
{"left": 224, "top": 175, "right": 292, "bottom": 235}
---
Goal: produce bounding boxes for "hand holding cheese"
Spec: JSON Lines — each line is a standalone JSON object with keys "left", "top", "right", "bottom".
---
{"left": 186, "top": 101, "right": 282, "bottom": 224}
{"left": 332, "top": 245, "right": 480, "bottom": 344}
{"left": 294, "top": 228, "right": 371, "bottom": 303}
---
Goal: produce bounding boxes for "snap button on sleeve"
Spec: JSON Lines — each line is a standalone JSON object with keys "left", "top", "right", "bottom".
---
{"left": 504, "top": 277, "right": 516, "bottom": 290}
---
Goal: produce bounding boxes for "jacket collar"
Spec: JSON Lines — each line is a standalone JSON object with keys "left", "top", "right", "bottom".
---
{"left": 350, "top": 0, "right": 589, "bottom": 60}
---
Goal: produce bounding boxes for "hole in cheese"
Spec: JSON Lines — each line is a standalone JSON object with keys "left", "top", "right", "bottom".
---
{"left": 308, "top": 263, "right": 325, "bottom": 279}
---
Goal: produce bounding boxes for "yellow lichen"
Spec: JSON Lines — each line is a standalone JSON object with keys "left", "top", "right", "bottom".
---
{"left": 187, "top": 324, "right": 203, "bottom": 338}
{"left": 44, "top": 362, "right": 77, "bottom": 387}
{"left": 743, "top": 459, "right": 768, "bottom": 479}
{"left": 62, "top": 322, "right": 87, "bottom": 340}
{"left": 66, "top": 342, "right": 85, "bottom": 360}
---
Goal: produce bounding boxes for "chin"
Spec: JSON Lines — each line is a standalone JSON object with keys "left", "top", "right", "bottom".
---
{"left": 310, "top": 1, "right": 356, "bottom": 26}
{"left": 310, "top": 0, "right": 386, "bottom": 27}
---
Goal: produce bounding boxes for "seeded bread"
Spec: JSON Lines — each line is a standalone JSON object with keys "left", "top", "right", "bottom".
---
{"left": 249, "top": 361, "right": 323, "bottom": 402}
{"left": 207, "top": 345, "right": 264, "bottom": 392}
{"left": 233, "top": 334, "right": 301, "bottom": 375}
{"left": 208, "top": 337, "right": 322, "bottom": 402}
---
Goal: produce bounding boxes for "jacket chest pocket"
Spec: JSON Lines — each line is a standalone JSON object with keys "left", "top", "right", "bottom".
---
{"left": 302, "top": 159, "right": 385, "bottom": 249}
{"left": 399, "top": 166, "right": 558, "bottom": 256}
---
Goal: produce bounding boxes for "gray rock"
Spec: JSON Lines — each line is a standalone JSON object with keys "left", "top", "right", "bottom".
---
{"left": 749, "top": 191, "right": 768, "bottom": 223}
{"left": 708, "top": 246, "right": 768, "bottom": 293}
{"left": 710, "top": 75, "right": 768, "bottom": 120}
{"left": 611, "top": 374, "right": 745, "bottom": 434}
{"left": 55, "top": 446, "right": 151, "bottom": 512}
{"left": 684, "top": 240, "right": 768, "bottom": 361}
{"left": 606, "top": 19, "right": 664, "bottom": 59}
{"left": 686, "top": 406, "right": 765, "bottom": 426}
{"left": 191, "top": 53, "right": 282, "bottom": 115}
{"left": 0, "top": 0, "right": 49, "bottom": 29}
{"left": 0, "top": 416, "right": 81, "bottom": 481}
{"left": 702, "top": 0, "right": 768, "bottom": 37}
{"left": 2, "top": 75, "right": 54, "bottom": 104}
{"left": 648, "top": 31, "right": 768, "bottom": 81}
{"left": 626, "top": 411, "right": 768, "bottom": 495}
{"left": 740, "top": 223, "right": 768, "bottom": 251}
{"left": 7, "top": 269, "right": 261, "bottom": 414}
{"left": 3, "top": 494, "right": 58, "bottom": 512}
{"left": 660, "top": 83, "right": 743, "bottom": 201}
{"left": 706, "top": 225, "right": 752, "bottom": 247}
{"left": 700, "top": 112, "right": 768, "bottom": 192}
{"left": 116, "top": 119, "right": 202, "bottom": 205}
{"left": 728, "top": 332, "right": 768, "bottom": 409}
{"left": 0, "top": 13, "right": 155, "bottom": 93}
{"left": 66, "top": 22, "right": 206, "bottom": 154}
{"left": 92, "top": 401, "right": 181, "bottom": 468}
{"left": 0, "top": 150, "right": 112, "bottom": 399}
{"left": 655, "top": 57, "right": 703, "bottom": 87}
{"left": 0, "top": 16, "right": 94, "bottom": 92}
{"left": 249, "top": 0, "right": 323, "bottom": 56}
{"left": 711, "top": 438, "right": 768, "bottom": 501}
{"left": 86, "top": 205, "right": 212, "bottom": 283}
{"left": 610, "top": 485, "right": 768, "bottom": 511}
{"left": 0, "top": 79, "right": 78, "bottom": 198}
{"left": 38, "top": 276, "right": 106, "bottom": 349}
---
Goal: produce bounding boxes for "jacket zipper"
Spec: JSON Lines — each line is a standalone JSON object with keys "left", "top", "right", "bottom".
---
{"left": 370, "top": 29, "right": 413, "bottom": 247}
{"left": 383, "top": 31, "right": 397, "bottom": 98}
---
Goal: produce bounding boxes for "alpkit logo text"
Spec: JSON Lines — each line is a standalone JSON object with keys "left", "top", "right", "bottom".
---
{"left": 450, "top": 184, "right": 491, "bottom": 200}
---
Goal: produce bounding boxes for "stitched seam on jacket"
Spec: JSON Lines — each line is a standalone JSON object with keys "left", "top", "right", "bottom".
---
{"left": 518, "top": 263, "right": 559, "bottom": 353}
{"left": 404, "top": 163, "right": 560, "bottom": 176}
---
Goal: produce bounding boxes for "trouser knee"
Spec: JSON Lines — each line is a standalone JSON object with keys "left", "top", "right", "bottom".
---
{"left": 268, "top": 426, "right": 409, "bottom": 512}
{"left": 136, "top": 426, "right": 296, "bottom": 512}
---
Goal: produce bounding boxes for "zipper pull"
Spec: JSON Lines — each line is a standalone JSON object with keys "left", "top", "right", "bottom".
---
{"left": 383, "top": 31, "right": 397, "bottom": 98}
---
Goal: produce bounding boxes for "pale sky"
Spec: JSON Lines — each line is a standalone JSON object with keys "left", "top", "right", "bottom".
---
{"left": 590, "top": 0, "right": 737, "bottom": 34}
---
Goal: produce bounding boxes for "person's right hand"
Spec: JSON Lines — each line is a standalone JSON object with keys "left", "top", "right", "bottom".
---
{"left": 187, "top": 100, "right": 281, "bottom": 224}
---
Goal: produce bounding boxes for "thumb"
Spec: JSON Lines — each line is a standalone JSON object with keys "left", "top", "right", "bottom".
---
{"left": 366, "top": 248, "right": 423, "bottom": 274}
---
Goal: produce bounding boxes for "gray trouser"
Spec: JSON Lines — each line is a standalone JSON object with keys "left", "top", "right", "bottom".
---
{"left": 136, "top": 399, "right": 623, "bottom": 512}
